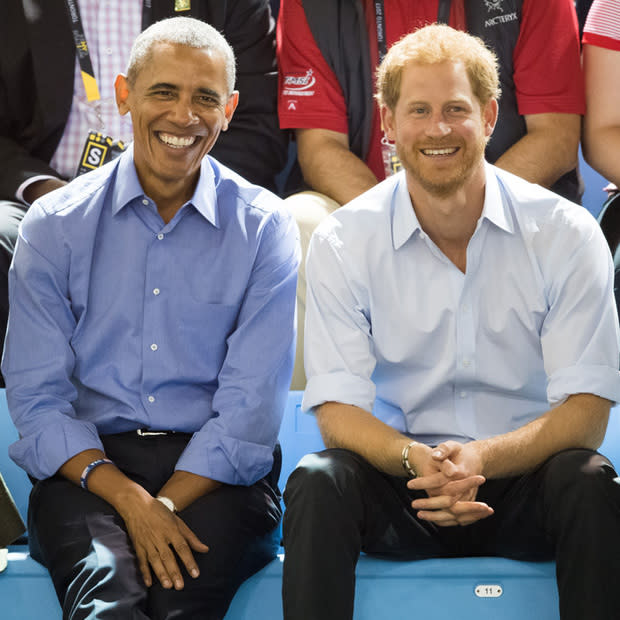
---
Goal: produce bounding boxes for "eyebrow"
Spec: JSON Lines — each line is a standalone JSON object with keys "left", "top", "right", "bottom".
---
{"left": 146, "top": 83, "right": 223, "bottom": 103}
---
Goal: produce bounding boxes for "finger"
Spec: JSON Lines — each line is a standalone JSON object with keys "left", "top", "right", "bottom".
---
{"left": 416, "top": 509, "right": 461, "bottom": 525}
{"left": 177, "top": 519, "right": 210, "bottom": 554}
{"left": 435, "top": 475, "right": 486, "bottom": 496}
{"left": 407, "top": 471, "right": 451, "bottom": 491}
{"left": 416, "top": 502, "right": 493, "bottom": 525}
{"left": 156, "top": 543, "right": 185, "bottom": 590}
{"left": 411, "top": 494, "right": 458, "bottom": 511}
{"left": 147, "top": 546, "right": 176, "bottom": 590}
{"left": 450, "top": 501, "right": 494, "bottom": 519}
{"left": 438, "top": 458, "right": 460, "bottom": 478}
{"left": 170, "top": 535, "right": 200, "bottom": 580}
{"left": 431, "top": 441, "right": 462, "bottom": 461}
{"left": 135, "top": 545, "right": 153, "bottom": 588}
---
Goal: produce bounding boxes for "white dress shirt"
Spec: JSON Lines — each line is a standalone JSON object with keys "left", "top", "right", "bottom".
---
{"left": 303, "top": 163, "right": 620, "bottom": 446}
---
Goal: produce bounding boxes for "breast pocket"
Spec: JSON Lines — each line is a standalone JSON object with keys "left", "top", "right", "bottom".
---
{"left": 176, "top": 303, "right": 240, "bottom": 377}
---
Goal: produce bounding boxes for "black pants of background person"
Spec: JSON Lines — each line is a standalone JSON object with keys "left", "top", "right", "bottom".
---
{"left": 283, "top": 447, "right": 620, "bottom": 620}
{"left": 0, "top": 200, "right": 28, "bottom": 387}
{"left": 28, "top": 432, "right": 282, "bottom": 620}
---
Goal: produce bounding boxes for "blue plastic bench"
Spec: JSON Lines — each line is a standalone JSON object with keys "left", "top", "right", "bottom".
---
{"left": 2, "top": 390, "right": 620, "bottom": 619}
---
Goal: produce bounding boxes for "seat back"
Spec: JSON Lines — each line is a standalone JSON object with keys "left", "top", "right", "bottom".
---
{"left": 0, "top": 390, "right": 31, "bottom": 526}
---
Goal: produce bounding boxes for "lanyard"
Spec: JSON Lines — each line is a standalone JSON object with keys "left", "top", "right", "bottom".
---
{"left": 63, "top": 0, "right": 153, "bottom": 102}
{"left": 375, "top": 0, "right": 453, "bottom": 63}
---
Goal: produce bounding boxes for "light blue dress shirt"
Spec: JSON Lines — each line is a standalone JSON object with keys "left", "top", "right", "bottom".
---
{"left": 3, "top": 147, "right": 300, "bottom": 483}
{"left": 303, "top": 163, "right": 620, "bottom": 445}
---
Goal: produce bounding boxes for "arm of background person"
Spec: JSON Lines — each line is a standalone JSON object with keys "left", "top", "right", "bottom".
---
{"left": 209, "top": 0, "right": 288, "bottom": 190}
{"left": 493, "top": 112, "right": 581, "bottom": 188}
{"left": 582, "top": 44, "right": 620, "bottom": 187}
{"left": 296, "top": 128, "right": 378, "bottom": 205}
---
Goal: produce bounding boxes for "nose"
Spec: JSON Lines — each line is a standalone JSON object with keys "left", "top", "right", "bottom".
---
{"left": 169, "top": 97, "right": 199, "bottom": 126}
{"left": 425, "top": 112, "right": 451, "bottom": 138}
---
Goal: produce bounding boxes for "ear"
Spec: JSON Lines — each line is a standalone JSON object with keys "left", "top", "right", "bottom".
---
{"left": 483, "top": 98, "right": 499, "bottom": 138}
{"left": 115, "top": 74, "right": 131, "bottom": 115}
{"left": 380, "top": 104, "right": 397, "bottom": 142}
{"left": 221, "top": 91, "right": 240, "bottom": 132}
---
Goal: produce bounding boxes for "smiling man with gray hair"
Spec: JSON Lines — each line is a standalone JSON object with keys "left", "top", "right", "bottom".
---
{"left": 3, "top": 17, "right": 299, "bottom": 619}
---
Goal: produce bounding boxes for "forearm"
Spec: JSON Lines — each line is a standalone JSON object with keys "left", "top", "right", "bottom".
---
{"left": 59, "top": 448, "right": 152, "bottom": 514}
{"left": 582, "top": 44, "right": 620, "bottom": 188}
{"left": 316, "top": 401, "right": 430, "bottom": 477}
{"left": 493, "top": 113, "right": 580, "bottom": 188}
{"left": 473, "top": 393, "right": 611, "bottom": 480}
{"left": 296, "top": 129, "right": 378, "bottom": 205}
{"left": 582, "top": 127, "right": 620, "bottom": 188}
{"left": 158, "top": 471, "right": 221, "bottom": 512}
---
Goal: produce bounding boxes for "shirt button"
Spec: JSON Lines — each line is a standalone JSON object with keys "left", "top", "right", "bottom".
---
{"left": 462, "top": 305, "right": 470, "bottom": 313}
{"left": 150, "top": 343, "right": 158, "bottom": 351}
{"left": 157, "top": 233, "right": 164, "bottom": 240}
{"left": 147, "top": 395, "right": 155, "bottom": 403}
{"left": 462, "top": 359, "right": 471, "bottom": 368}
{"left": 142, "top": 199, "right": 149, "bottom": 206}
{"left": 106, "top": 47, "right": 113, "bottom": 55}
{"left": 153, "top": 288, "right": 160, "bottom": 296}
{"left": 460, "top": 391, "right": 467, "bottom": 399}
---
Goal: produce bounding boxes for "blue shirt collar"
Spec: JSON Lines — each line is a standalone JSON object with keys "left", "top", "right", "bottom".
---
{"left": 391, "top": 162, "right": 514, "bottom": 250}
{"left": 111, "top": 146, "right": 219, "bottom": 227}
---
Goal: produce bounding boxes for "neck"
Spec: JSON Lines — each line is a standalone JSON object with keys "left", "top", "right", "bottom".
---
{"left": 406, "top": 164, "right": 486, "bottom": 273}
{"left": 139, "top": 174, "right": 199, "bottom": 225}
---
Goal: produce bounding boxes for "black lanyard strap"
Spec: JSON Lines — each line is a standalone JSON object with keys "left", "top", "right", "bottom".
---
{"left": 437, "top": 0, "right": 452, "bottom": 24}
{"left": 64, "top": 0, "right": 153, "bottom": 102}
{"left": 64, "top": 0, "right": 101, "bottom": 101}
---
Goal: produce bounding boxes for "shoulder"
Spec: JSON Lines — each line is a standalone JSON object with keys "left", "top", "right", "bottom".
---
{"left": 210, "top": 156, "right": 294, "bottom": 233}
{"left": 24, "top": 162, "right": 117, "bottom": 233}
{"left": 492, "top": 165, "right": 602, "bottom": 248}
{"left": 313, "top": 174, "right": 399, "bottom": 252}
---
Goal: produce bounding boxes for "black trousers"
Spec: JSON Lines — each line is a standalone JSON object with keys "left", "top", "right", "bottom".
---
{"left": 29, "top": 432, "right": 282, "bottom": 620}
{"left": 0, "top": 199, "right": 28, "bottom": 387}
{"left": 282, "top": 448, "right": 620, "bottom": 620}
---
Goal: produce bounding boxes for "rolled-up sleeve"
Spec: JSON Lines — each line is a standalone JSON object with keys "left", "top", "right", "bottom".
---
{"left": 175, "top": 208, "right": 300, "bottom": 485}
{"left": 540, "top": 208, "right": 620, "bottom": 405}
{"left": 302, "top": 225, "right": 377, "bottom": 414}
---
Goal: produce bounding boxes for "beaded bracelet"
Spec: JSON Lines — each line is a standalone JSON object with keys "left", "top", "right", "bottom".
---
{"left": 80, "top": 458, "right": 114, "bottom": 490}
{"left": 401, "top": 441, "right": 418, "bottom": 478}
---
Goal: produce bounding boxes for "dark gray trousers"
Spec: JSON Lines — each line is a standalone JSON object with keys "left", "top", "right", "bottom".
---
{"left": 29, "top": 432, "right": 282, "bottom": 620}
{"left": 283, "top": 447, "right": 620, "bottom": 620}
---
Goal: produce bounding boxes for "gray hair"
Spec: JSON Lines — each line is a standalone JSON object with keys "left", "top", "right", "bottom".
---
{"left": 126, "top": 17, "right": 236, "bottom": 93}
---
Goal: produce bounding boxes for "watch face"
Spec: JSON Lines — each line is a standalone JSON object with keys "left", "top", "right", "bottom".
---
{"left": 156, "top": 496, "right": 176, "bottom": 513}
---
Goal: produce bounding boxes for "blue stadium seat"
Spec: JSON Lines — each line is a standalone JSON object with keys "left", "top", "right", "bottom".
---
{"left": 2, "top": 390, "right": 619, "bottom": 619}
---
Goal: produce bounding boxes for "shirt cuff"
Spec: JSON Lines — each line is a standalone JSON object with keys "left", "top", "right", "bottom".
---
{"left": 175, "top": 432, "right": 275, "bottom": 486}
{"left": 547, "top": 364, "right": 620, "bottom": 406}
{"left": 303, "top": 371, "right": 376, "bottom": 414}
{"left": 9, "top": 417, "right": 104, "bottom": 480}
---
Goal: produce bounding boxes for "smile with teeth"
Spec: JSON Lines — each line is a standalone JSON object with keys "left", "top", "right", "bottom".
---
{"left": 157, "top": 132, "right": 198, "bottom": 148}
{"left": 421, "top": 147, "right": 459, "bottom": 156}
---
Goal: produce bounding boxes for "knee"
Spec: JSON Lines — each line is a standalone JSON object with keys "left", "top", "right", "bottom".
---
{"left": 284, "top": 448, "right": 365, "bottom": 511}
{"left": 543, "top": 449, "right": 619, "bottom": 510}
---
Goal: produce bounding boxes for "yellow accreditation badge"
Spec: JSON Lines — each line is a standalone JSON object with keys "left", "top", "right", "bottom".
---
{"left": 174, "top": 0, "right": 190, "bottom": 11}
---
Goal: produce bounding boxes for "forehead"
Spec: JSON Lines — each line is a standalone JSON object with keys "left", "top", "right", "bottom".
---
{"left": 398, "top": 60, "right": 474, "bottom": 102}
{"left": 135, "top": 42, "right": 228, "bottom": 93}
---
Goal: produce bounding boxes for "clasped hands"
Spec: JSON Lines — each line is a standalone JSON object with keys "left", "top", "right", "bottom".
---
{"left": 407, "top": 441, "right": 494, "bottom": 527}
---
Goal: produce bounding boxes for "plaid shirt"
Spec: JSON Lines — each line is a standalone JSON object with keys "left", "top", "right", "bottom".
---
{"left": 50, "top": 0, "right": 141, "bottom": 179}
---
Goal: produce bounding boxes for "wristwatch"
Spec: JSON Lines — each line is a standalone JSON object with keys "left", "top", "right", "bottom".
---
{"left": 156, "top": 495, "right": 177, "bottom": 513}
